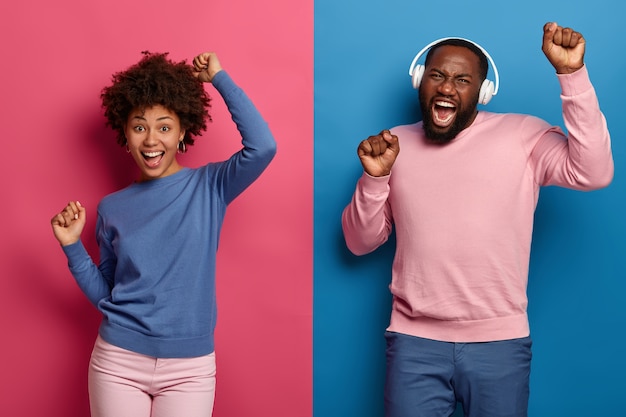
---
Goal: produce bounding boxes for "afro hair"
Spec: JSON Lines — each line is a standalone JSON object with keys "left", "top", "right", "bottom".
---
{"left": 101, "top": 51, "right": 212, "bottom": 148}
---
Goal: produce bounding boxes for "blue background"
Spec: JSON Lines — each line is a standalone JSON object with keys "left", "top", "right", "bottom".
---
{"left": 314, "top": 1, "right": 626, "bottom": 416}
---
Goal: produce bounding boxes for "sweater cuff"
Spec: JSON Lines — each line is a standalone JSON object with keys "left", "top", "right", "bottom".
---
{"left": 211, "top": 70, "right": 236, "bottom": 96}
{"left": 557, "top": 65, "right": 593, "bottom": 96}
{"left": 359, "top": 171, "right": 391, "bottom": 193}
{"left": 61, "top": 240, "right": 90, "bottom": 267}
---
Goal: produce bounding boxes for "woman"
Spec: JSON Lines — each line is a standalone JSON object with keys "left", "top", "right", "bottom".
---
{"left": 51, "top": 50, "right": 276, "bottom": 417}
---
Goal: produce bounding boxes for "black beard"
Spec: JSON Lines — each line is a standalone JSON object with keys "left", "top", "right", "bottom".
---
{"left": 419, "top": 91, "right": 478, "bottom": 144}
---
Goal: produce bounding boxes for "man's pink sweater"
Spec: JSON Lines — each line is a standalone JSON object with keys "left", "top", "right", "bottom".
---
{"left": 342, "top": 66, "right": 613, "bottom": 343}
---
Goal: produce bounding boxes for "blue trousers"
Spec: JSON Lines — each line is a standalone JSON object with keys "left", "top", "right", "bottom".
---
{"left": 384, "top": 331, "right": 532, "bottom": 417}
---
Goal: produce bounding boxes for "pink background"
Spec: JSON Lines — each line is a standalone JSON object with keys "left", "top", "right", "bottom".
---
{"left": 1, "top": 1, "right": 312, "bottom": 416}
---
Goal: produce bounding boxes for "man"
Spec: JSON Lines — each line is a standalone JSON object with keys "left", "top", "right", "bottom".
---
{"left": 341, "top": 22, "right": 613, "bottom": 417}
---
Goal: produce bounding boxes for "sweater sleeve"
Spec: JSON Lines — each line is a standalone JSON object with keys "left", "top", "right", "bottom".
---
{"left": 61, "top": 220, "right": 114, "bottom": 308}
{"left": 210, "top": 71, "right": 277, "bottom": 204}
{"left": 341, "top": 172, "right": 394, "bottom": 255}
{"left": 530, "top": 65, "right": 614, "bottom": 190}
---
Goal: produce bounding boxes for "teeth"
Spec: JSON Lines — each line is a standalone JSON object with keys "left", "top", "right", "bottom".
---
{"left": 143, "top": 151, "right": 163, "bottom": 158}
{"left": 435, "top": 101, "right": 455, "bottom": 108}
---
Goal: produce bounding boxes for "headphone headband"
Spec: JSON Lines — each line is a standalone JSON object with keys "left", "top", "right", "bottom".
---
{"left": 408, "top": 37, "right": 500, "bottom": 98}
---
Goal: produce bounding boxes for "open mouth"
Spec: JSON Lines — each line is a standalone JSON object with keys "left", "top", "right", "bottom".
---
{"left": 432, "top": 100, "right": 457, "bottom": 127}
{"left": 142, "top": 151, "right": 165, "bottom": 167}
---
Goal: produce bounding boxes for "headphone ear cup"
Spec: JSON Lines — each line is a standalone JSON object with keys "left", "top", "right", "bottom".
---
{"left": 412, "top": 65, "right": 425, "bottom": 89}
{"left": 479, "top": 79, "right": 494, "bottom": 105}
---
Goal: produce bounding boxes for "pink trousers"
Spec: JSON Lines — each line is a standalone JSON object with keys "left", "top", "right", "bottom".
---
{"left": 88, "top": 335, "right": 216, "bottom": 417}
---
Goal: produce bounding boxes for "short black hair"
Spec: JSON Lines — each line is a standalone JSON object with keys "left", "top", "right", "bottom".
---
{"left": 424, "top": 39, "right": 489, "bottom": 82}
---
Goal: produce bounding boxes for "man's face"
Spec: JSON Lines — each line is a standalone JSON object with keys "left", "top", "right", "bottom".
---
{"left": 419, "top": 45, "right": 482, "bottom": 144}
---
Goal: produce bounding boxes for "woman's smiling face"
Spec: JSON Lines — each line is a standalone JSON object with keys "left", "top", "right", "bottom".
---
{"left": 124, "top": 105, "right": 186, "bottom": 182}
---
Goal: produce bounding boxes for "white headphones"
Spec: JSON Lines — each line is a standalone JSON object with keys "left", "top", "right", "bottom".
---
{"left": 408, "top": 37, "right": 500, "bottom": 105}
